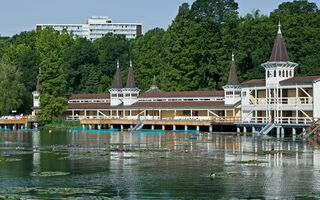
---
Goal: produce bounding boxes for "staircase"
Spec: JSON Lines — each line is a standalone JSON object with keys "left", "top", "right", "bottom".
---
{"left": 258, "top": 123, "right": 275, "bottom": 136}
{"left": 302, "top": 119, "right": 320, "bottom": 137}
{"left": 130, "top": 121, "right": 144, "bottom": 131}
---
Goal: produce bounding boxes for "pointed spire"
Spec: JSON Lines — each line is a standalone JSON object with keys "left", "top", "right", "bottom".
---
{"left": 269, "top": 21, "right": 290, "bottom": 62}
{"left": 125, "top": 60, "right": 136, "bottom": 88}
{"left": 227, "top": 53, "right": 239, "bottom": 85}
{"left": 112, "top": 61, "right": 123, "bottom": 88}
{"left": 146, "top": 74, "right": 160, "bottom": 93}
{"left": 278, "top": 20, "right": 281, "bottom": 34}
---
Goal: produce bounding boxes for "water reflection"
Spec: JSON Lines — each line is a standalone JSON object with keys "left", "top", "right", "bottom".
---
{"left": 0, "top": 130, "right": 320, "bottom": 198}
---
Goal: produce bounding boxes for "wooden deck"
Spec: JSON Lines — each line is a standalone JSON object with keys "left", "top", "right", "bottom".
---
{"left": 80, "top": 119, "right": 212, "bottom": 126}
{"left": 0, "top": 116, "right": 36, "bottom": 124}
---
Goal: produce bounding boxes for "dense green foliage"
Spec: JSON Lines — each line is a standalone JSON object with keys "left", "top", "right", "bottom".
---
{"left": 0, "top": 0, "right": 320, "bottom": 120}
{"left": 0, "top": 62, "right": 25, "bottom": 115}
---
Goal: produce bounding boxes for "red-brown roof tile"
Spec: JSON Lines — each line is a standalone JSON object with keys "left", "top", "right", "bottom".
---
{"left": 131, "top": 101, "right": 231, "bottom": 108}
{"left": 68, "top": 103, "right": 110, "bottom": 109}
{"left": 139, "top": 90, "right": 224, "bottom": 98}
{"left": 269, "top": 32, "right": 290, "bottom": 62}
{"left": 69, "top": 94, "right": 110, "bottom": 100}
{"left": 241, "top": 79, "right": 266, "bottom": 85}
{"left": 280, "top": 75, "right": 320, "bottom": 84}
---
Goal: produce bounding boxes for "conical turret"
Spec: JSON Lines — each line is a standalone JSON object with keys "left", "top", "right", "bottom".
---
{"left": 112, "top": 60, "right": 123, "bottom": 88}
{"left": 223, "top": 53, "right": 241, "bottom": 105}
{"left": 227, "top": 53, "right": 239, "bottom": 85}
{"left": 125, "top": 61, "right": 136, "bottom": 88}
{"left": 269, "top": 21, "right": 290, "bottom": 62}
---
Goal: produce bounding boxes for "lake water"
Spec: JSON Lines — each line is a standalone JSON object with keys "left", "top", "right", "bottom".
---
{"left": 0, "top": 129, "right": 320, "bottom": 199}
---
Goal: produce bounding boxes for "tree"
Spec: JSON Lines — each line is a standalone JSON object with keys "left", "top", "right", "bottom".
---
{"left": 190, "top": 0, "right": 238, "bottom": 23}
{"left": 35, "top": 27, "right": 68, "bottom": 125}
{"left": 62, "top": 37, "right": 98, "bottom": 93}
{"left": 0, "top": 62, "right": 25, "bottom": 115}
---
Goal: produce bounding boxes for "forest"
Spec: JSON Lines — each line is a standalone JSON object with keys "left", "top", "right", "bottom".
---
{"left": 0, "top": 0, "right": 320, "bottom": 124}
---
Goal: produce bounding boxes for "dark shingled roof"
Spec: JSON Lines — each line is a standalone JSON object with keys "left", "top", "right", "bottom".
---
{"left": 269, "top": 30, "right": 289, "bottom": 62}
{"left": 68, "top": 103, "right": 110, "bottom": 109}
{"left": 131, "top": 101, "right": 230, "bottom": 108}
{"left": 241, "top": 79, "right": 266, "bottom": 86}
{"left": 280, "top": 75, "right": 320, "bottom": 84}
{"left": 113, "top": 67, "right": 123, "bottom": 88}
{"left": 227, "top": 59, "right": 239, "bottom": 85}
{"left": 69, "top": 94, "right": 110, "bottom": 100}
{"left": 125, "top": 66, "right": 136, "bottom": 88}
{"left": 139, "top": 90, "right": 224, "bottom": 98}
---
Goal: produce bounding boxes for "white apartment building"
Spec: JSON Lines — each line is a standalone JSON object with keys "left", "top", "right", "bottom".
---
{"left": 36, "top": 16, "right": 142, "bottom": 40}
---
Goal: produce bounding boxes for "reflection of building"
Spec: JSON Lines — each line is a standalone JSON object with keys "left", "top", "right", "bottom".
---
{"left": 32, "top": 23, "right": 320, "bottom": 136}
{"left": 36, "top": 16, "right": 142, "bottom": 40}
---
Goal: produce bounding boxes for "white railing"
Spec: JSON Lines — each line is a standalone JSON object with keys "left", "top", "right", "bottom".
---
{"left": 173, "top": 116, "right": 212, "bottom": 121}
{"left": 249, "top": 97, "right": 312, "bottom": 105}
{"left": 243, "top": 117, "right": 315, "bottom": 124}
{"left": 0, "top": 115, "right": 36, "bottom": 121}
{"left": 66, "top": 115, "right": 211, "bottom": 121}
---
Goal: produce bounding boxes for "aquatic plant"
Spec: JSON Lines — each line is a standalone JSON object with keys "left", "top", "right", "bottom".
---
{"left": 30, "top": 171, "right": 70, "bottom": 177}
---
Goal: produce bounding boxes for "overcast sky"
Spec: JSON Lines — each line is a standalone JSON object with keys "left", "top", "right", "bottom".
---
{"left": 0, "top": 0, "right": 319, "bottom": 37}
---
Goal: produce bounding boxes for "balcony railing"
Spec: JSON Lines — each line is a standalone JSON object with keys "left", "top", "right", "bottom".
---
{"left": 249, "top": 97, "right": 312, "bottom": 105}
{"left": 0, "top": 115, "right": 36, "bottom": 121}
{"left": 212, "top": 117, "right": 241, "bottom": 123}
{"left": 243, "top": 117, "right": 315, "bottom": 124}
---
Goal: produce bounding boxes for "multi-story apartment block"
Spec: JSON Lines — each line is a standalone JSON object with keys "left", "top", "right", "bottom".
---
{"left": 36, "top": 16, "right": 142, "bottom": 40}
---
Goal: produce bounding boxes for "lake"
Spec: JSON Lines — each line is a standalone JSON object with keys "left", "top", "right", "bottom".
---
{"left": 0, "top": 129, "right": 320, "bottom": 199}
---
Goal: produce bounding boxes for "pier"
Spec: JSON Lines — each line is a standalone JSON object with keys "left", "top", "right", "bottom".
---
{"left": 0, "top": 116, "right": 37, "bottom": 130}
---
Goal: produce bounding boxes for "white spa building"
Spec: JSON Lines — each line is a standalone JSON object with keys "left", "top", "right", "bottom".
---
{"left": 32, "top": 24, "right": 320, "bottom": 136}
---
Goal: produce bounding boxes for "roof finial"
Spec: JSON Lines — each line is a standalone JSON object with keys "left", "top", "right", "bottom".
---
{"left": 278, "top": 19, "right": 282, "bottom": 34}
{"left": 232, "top": 52, "right": 235, "bottom": 61}
{"left": 117, "top": 60, "right": 119, "bottom": 68}
{"left": 130, "top": 60, "right": 132, "bottom": 68}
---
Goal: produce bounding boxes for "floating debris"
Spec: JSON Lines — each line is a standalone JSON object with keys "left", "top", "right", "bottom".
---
{"left": 30, "top": 171, "right": 70, "bottom": 177}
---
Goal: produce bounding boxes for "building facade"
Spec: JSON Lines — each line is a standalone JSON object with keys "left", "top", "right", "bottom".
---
{"left": 36, "top": 16, "right": 142, "bottom": 40}
{"left": 32, "top": 23, "right": 320, "bottom": 135}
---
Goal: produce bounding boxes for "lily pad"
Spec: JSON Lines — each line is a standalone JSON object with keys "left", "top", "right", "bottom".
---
{"left": 30, "top": 171, "right": 70, "bottom": 177}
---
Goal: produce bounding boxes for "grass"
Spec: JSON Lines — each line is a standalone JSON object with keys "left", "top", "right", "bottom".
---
{"left": 43, "top": 120, "right": 81, "bottom": 129}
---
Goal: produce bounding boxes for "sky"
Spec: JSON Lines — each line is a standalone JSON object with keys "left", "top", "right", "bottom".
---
{"left": 0, "top": 0, "right": 320, "bottom": 37}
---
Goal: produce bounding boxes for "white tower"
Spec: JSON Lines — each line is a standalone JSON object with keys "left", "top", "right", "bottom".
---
{"left": 32, "top": 68, "right": 40, "bottom": 116}
{"left": 122, "top": 61, "right": 140, "bottom": 106}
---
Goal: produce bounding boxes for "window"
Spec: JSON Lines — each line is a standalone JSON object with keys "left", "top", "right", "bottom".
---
{"left": 242, "top": 92, "right": 246, "bottom": 97}
{"left": 274, "top": 70, "right": 276, "bottom": 77}
{"left": 111, "top": 94, "right": 117, "bottom": 97}
{"left": 290, "top": 70, "right": 292, "bottom": 77}
{"left": 279, "top": 70, "right": 281, "bottom": 77}
{"left": 125, "top": 94, "right": 130, "bottom": 97}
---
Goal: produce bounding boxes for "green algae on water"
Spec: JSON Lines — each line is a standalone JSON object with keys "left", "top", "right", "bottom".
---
{"left": 30, "top": 171, "right": 70, "bottom": 177}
